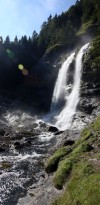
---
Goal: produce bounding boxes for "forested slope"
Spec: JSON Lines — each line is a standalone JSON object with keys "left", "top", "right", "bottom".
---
{"left": 0, "top": 0, "right": 99, "bottom": 110}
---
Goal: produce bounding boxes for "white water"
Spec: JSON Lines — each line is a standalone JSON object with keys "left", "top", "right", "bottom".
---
{"left": 51, "top": 43, "right": 89, "bottom": 130}
{"left": 51, "top": 53, "right": 75, "bottom": 112}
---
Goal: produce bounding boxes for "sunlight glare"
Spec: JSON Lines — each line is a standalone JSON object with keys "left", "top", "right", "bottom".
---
{"left": 18, "top": 64, "right": 24, "bottom": 70}
{"left": 22, "top": 68, "right": 28, "bottom": 76}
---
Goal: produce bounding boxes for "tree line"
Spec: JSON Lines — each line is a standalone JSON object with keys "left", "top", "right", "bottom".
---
{"left": 0, "top": 0, "right": 99, "bottom": 90}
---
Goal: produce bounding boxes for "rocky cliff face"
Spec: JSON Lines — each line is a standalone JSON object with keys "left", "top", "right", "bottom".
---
{"left": 80, "top": 37, "right": 100, "bottom": 120}
{"left": 34, "top": 36, "right": 100, "bottom": 130}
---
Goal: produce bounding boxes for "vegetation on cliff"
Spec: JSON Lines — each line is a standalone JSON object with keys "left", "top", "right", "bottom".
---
{"left": 45, "top": 116, "right": 100, "bottom": 205}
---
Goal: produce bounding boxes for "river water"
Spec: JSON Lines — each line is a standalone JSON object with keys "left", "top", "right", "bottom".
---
{"left": 0, "top": 108, "right": 55, "bottom": 205}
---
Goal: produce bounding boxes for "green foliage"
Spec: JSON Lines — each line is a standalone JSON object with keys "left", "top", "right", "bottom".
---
{"left": 37, "top": 0, "right": 100, "bottom": 50}
{"left": 53, "top": 158, "right": 72, "bottom": 189}
{"left": 45, "top": 44, "right": 61, "bottom": 56}
{"left": 52, "top": 161, "right": 100, "bottom": 205}
{"left": 45, "top": 146, "right": 72, "bottom": 173}
{"left": 90, "top": 115, "right": 100, "bottom": 132}
{"left": 83, "top": 35, "right": 100, "bottom": 78}
{"left": 72, "top": 142, "right": 93, "bottom": 155}
{"left": 46, "top": 115, "right": 100, "bottom": 203}
{"left": 77, "top": 20, "right": 93, "bottom": 35}
{"left": 53, "top": 140, "right": 93, "bottom": 190}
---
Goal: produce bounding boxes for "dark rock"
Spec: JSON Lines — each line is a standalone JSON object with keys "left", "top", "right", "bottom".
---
{"left": 14, "top": 142, "right": 20, "bottom": 146}
{"left": 48, "top": 126, "right": 58, "bottom": 133}
{"left": 26, "top": 140, "right": 32, "bottom": 145}
{"left": 82, "top": 104, "right": 96, "bottom": 114}
{"left": 0, "top": 147, "right": 5, "bottom": 152}
{"left": 63, "top": 140, "right": 75, "bottom": 146}
{"left": 86, "top": 144, "right": 94, "bottom": 152}
{"left": 55, "top": 131, "right": 64, "bottom": 135}
{"left": 39, "top": 122, "right": 47, "bottom": 128}
{"left": 0, "top": 129, "right": 5, "bottom": 136}
{"left": 33, "top": 123, "right": 38, "bottom": 128}
{"left": 14, "top": 142, "right": 24, "bottom": 149}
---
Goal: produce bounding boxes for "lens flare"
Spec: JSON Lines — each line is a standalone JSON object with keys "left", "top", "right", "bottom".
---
{"left": 22, "top": 68, "right": 28, "bottom": 76}
{"left": 18, "top": 64, "right": 24, "bottom": 70}
{"left": 18, "top": 64, "right": 28, "bottom": 75}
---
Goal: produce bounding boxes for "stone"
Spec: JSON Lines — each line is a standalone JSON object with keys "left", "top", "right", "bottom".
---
{"left": 48, "top": 126, "right": 58, "bottom": 133}
{"left": 0, "top": 129, "right": 5, "bottom": 136}
{"left": 0, "top": 147, "right": 5, "bottom": 152}
{"left": 14, "top": 141, "right": 24, "bottom": 149}
{"left": 63, "top": 140, "right": 75, "bottom": 146}
{"left": 55, "top": 131, "right": 64, "bottom": 135}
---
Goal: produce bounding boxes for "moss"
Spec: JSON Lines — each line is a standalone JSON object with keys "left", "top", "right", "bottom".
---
{"left": 45, "top": 146, "right": 72, "bottom": 173}
{"left": 83, "top": 36, "right": 100, "bottom": 77}
{"left": 47, "top": 116, "right": 100, "bottom": 202}
{"left": 77, "top": 20, "right": 93, "bottom": 35}
{"left": 95, "top": 153, "right": 100, "bottom": 159}
{"left": 53, "top": 141, "right": 94, "bottom": 190}
{"left": 0, "top": 161, "right": 12, "bottom": 169}
{"left": 75, "top": 116, "right": 100, "bottom": 148}
{"left": 53, "top": 158, "right": 72, "bottom": 189}
{"left": 80, "top": 129, "right": 92, "bottom": 141}
{"left": 72, "top": 142, "right": 93, "bottom": 156}
{"left": 52, "top": 161, "right": 100, "bottom": 205}
{"left": 45, "top": 44, "right": 61, "bottom": 55}
{"left": 91, "top": 116, "right": 100, "bottom": 132}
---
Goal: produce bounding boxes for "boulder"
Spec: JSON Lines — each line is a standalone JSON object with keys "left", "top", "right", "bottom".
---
{"left": 63, "top": 140, "right": 75, "bottom": 146}
{"left": 48, "top": 126, "right": 58, "bottom": 133}
{"left": 14, "top": 141, "right": 24, "bottom": 149}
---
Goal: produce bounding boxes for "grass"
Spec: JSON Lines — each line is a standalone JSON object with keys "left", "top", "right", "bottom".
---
{"left": 45, "top": 116, "right": 100, "bottom": 204}
{"left": 52, "top": 141, "right": 93, "bottom": 189}
{"left": 45, "top": 146, "right": 72, "bottom": 173}
{"left": 53, "top": 158, "right": 72, "bottom": 189}
{"left": 77, "top": 20, "right": 93, "bottom": 36}
{"left": 52, "top": 161, "right": 100, "bottom": 205}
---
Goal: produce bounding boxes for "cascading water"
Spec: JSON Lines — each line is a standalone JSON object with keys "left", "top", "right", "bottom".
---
{"left": 51, "top": 43, "right": 89, "bottom": 130}
{"left": 51, "top": 53, "right": 75, "bottom": 113}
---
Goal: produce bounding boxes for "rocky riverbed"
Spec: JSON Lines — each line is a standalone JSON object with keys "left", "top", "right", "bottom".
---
{"left": 0, "top": 90, "right": 100, "bottom": 205}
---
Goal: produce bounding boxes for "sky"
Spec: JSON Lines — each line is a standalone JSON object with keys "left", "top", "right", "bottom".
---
{"left": 0, "top": 0, "right": 76, "bottom": 41}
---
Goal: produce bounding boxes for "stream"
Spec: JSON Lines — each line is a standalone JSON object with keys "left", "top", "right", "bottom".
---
{"left": 0, "top": 108, "right": 56, "bottom": 205}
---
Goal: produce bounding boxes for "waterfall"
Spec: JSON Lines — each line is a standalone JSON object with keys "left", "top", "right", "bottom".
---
{"left": 51, "top": 43, "right": 89, "bottom": 131}
{"left": 51, "top": 53, "right": 75, "bottom": 112}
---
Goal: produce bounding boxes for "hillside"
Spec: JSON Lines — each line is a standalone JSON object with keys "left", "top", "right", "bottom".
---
{"left": 45, "top": 116, "right": 100, "bottom": 205}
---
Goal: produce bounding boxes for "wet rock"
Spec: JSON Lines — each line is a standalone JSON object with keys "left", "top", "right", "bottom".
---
{"left": 63, "top": 140, "right": 75, "bottom": 146}
{"left": 14, "top": 141, "right": 21, "bottom": 146}
{"left": 80, "top": 97, "right": 99, "bottom": 115}
{"left": 0, "top": 147, "right": 5, "bottom": 152}
{"left": 14, "top": 141, "right": 24, "bottom": 149}
{"left": 0, "top": 129, "right": 5, "bottom": 136}
{"left": 26, "top": 140, "right": 32, "bottom": 145}
{"left": 33, "top": 123, "right": 38, "bottom": 128}
{"left": 55, "top": 131, "right": 64, "bottom": 135}
{"left": 81, "top": 103, "right": 96, "bottom": 114}
{"left": 48, "top": 126, "right": 58, "bottom": 133}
